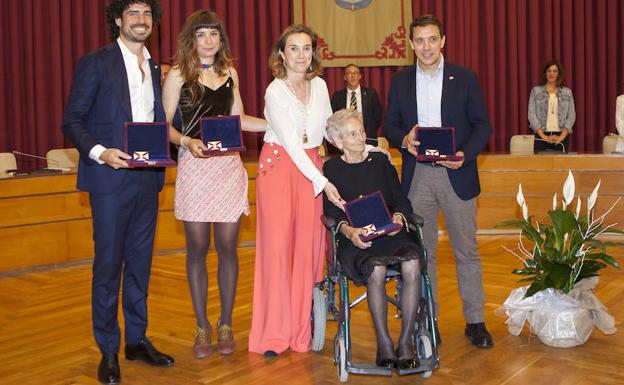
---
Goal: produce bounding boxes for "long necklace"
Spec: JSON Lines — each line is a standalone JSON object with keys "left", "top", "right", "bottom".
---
{"left": 284, "top": 78, "right": 310, "bottom": 144}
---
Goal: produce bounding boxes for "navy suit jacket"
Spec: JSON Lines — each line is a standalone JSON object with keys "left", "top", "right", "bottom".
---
{"left": 383, "top": 62, "right": 492, "bottom": 200}
{"left": 331, "top": 85, "right": 382, "bottom": 140}
{"left": 62, "top": 42, "right": 166, "bottom": 194}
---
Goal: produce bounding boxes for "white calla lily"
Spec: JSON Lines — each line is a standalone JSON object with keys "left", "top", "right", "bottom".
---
{"left": 522, "top": 202, "right": 529, "bottom": 221}
{"left": 516, "top": 184, "right": 525, "bottom": 208}
{"left": 552, "top": 192, "right": 557, "bottom": 211}
{"left": 562, "top": 171, "right": 575, "bottom": 209}
{"left": 575, "top": 195, "right": 581, "bottom": 219}
{"left": 587, "top": 179, "right": 601, "bottom": 214}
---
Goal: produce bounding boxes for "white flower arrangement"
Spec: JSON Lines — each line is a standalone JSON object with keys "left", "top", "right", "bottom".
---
{"left": 497, "top": 171, "right": 622, "bottom": 297}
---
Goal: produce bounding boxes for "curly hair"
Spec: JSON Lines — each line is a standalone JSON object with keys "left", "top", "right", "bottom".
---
{"left": 269, "top": 24, "right": 322, "bottom": 80}
{"left": 106, "top": 0, "right": 162, "bottom": 41}
{"left": 173, "top": 9, "right": 233, "bottom": 105}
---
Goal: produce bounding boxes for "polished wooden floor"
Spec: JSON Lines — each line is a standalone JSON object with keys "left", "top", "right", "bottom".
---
{"left": 1, "top": 235, "right": 623, "bottom": 385}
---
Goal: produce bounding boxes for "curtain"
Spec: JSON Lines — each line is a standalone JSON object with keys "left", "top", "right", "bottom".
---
{"left": 1, "top": 0, "right": 624, "bottom": 166}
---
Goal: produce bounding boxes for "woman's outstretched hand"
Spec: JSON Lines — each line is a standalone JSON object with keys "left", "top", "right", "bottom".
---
{"left": 324, "top": 181, "right": 346, "bottom": 211}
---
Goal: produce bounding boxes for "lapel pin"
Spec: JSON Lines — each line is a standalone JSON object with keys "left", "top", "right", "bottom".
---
{"left": 449, "top": 76, "right": 454, "bottom": 80}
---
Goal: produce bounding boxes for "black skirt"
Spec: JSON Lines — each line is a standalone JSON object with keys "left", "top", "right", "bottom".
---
{"left": 336, "top": 228, "right": 421, "bottom": 286}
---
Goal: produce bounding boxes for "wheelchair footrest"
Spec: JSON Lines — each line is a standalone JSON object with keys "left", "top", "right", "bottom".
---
{"left": 348, "top": 362, "right": 393, "bottom": 376}
{"left": 396, "top": 357, "right": 438, "bottom": 376}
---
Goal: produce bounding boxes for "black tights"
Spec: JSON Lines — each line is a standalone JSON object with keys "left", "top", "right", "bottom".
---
{"left": 367, "top": 259, "right": 421, "bottom": 360}
{"left": 184, "top": 220, "right": 241, "bottom": 329}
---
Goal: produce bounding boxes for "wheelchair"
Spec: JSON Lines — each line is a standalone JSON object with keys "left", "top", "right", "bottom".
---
{"left": 311, "top": 213, "right": 440, "bottom": 382}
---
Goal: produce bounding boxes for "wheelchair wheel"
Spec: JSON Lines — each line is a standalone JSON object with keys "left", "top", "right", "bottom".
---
{"left": 416, "top": 334, "right": 433, "bottom": 378}
{"left": 334, "top": 330, "right": 348, "bottom": 382}
{"left": 311, "top": 285, "right": 326, "bottom": 351}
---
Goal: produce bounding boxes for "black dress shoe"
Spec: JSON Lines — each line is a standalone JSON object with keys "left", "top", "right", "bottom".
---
{"left": 263, "top": 350, "right": 278, "bottom": 358}
{"left": 396, "top": 357, "right": 420, "bottom": 370}
{"left": 97, "top": 353, "right": 120, "bottom": 385}
{"left": 125, "top": 337, "right": 175, "bottom": 366}
{"left": 394, "top": 348, "right": 419, "bottom": 370}
{"left": 464, "top": 322, "right": 493, "bottom": 348}
{"left": 375, "top": 357, "right": 395, "bottom": 369}
{"left": 375, "top": 350, "right": 397, "bottom": 369}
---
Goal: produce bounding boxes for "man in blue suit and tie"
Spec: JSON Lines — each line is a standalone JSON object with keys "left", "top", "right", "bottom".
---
{"left": 62, "top": 1, "right": 174, "bottom": 383}
{"left": 383, "top": 14, "right": 494, "bottom": 348}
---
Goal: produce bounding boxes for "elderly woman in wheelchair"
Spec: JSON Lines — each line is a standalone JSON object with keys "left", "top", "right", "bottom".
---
{"left": 322, "top": 109, "right": 423, "bottom": 370}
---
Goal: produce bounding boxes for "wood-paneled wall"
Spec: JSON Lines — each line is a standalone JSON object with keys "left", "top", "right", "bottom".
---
{"left": 2, "top": 154, "right": 623, "bottom": 272}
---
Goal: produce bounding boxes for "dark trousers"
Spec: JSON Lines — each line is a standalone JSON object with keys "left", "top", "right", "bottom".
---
{"left": 534, "top": 132, "right": 570, "bottom": 153}
{"left": 89, "top": 169, "right": 160, "bottom": 354}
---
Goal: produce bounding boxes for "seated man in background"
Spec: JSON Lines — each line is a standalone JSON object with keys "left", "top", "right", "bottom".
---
{"left": 330, "top": 64, "right": 381, "bottom": 151}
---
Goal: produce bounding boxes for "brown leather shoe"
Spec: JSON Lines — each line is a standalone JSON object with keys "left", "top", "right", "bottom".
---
{"left": 216, "top": 320, "right": 235, "bottom": 355}
{"left": 193, "top": 326, "right": 213, "bottom": 359}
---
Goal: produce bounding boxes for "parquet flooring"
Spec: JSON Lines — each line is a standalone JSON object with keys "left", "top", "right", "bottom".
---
{"left": 1, "top": 235, "right": 622, "bottom": 385}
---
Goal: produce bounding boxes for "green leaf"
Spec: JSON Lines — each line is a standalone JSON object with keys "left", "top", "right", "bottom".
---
{"left": 524, "top": 281, "right": 546, "bottom": 298}
{"left": 496, "top": 220, "right": 525, "bottom": 228}
{"left": 602, "top": 228, "right": 624, "bottom": 235}
{"left": 548, "top": 263, "right": 572, "bottom": 289}
{"left": 591, "top": 240, "right": 624, "bottom": 249}
{"left": 548, "top": 209, "right": 577, "bottom": 233}
{"left": 575, "top": 261, "right": 607, "bottom": 282}
{"left": 585, "top": 253, "right": 621, "bottom": 269}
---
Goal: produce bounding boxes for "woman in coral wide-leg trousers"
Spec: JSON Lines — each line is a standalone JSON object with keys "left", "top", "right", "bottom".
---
{"left": 249, "top": 24, "right": 344, "bottom": 355}
{"left": 249, "top": 145, "right": 326, "bottom": 354}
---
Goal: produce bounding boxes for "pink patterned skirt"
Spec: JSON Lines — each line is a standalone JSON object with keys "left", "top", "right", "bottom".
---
{"left": 174, "top": 150, "right": 250, "bottom": 222}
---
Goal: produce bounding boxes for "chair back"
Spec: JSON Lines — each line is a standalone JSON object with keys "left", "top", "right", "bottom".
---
{"left": 510, "top": 135, "right": 534, "bottom": 155}
{"left": 602, "top": 134, "right": 618, "bottom": 154}
{"left": 377, "top": 137, "right": 390, "bottom": 150}
{"left": 318, "top": 143, "right": 327, "bottom": 157}
{"left": 0, "top": 152, "right": 17, "bottom": 179}
{"left": 46, "top": 148, "right": 79, "bottom": 169}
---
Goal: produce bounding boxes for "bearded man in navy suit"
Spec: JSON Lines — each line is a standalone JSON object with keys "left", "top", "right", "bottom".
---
{"left": 62, "top": 1, "right": 174, "bottom": 383}
{"left": 383, "top": 14, "right": 494, "bottom": 349}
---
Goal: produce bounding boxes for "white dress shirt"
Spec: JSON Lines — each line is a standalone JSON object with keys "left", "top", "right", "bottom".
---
{"left": 416, "top": 55, "right": 444, "bottom": 127}
{"left": 345, "top": 86, "right": 362, "bottom": 112}
{"left": 263, "top": 76, "right": 333, "bottom": 195}
{"left": 89, "top": 38, "right": 155, "bottom": 163}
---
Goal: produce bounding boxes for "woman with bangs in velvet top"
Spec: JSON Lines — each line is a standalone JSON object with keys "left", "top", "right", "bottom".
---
{"left": 162, "top": 9, "right": 266, "bottom": 359}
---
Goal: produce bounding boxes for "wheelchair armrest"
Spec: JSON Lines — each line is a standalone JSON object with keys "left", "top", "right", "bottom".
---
{"left": 407, "top": 213, "right": 424, "bottom": 227}
{"left": 321, "top": 214, "right": 337, "bottom": 230}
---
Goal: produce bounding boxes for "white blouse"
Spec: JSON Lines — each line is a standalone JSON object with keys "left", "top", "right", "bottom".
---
{"left": 616, "top": 94, "right": 624, "bottom": 152}
{"left": 263, "top": 76, "right": 333, "bottom": 195}
{"left": 545, "top": 93, "right": 559, "bottom": 132}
